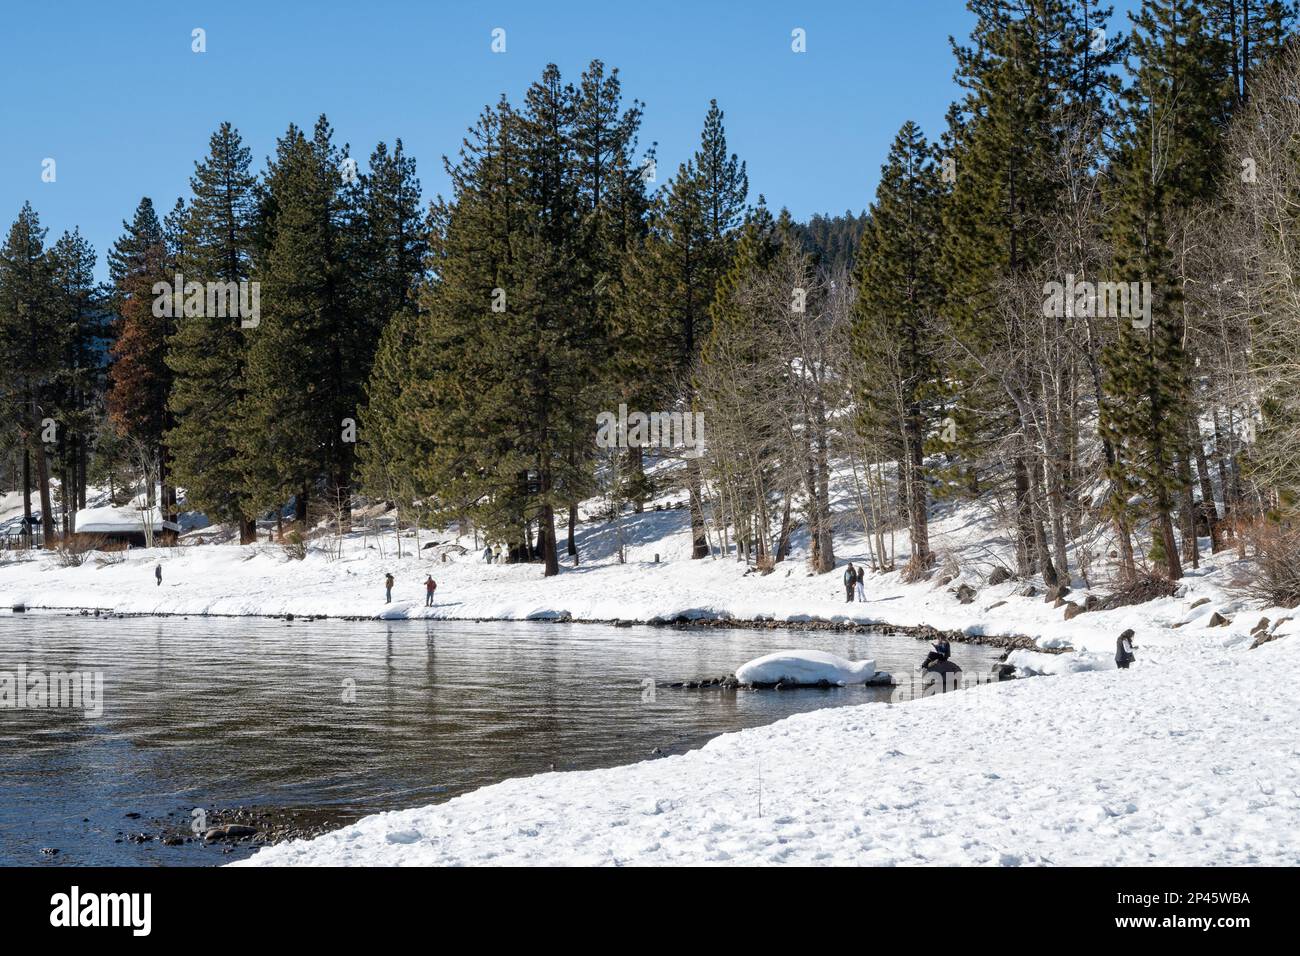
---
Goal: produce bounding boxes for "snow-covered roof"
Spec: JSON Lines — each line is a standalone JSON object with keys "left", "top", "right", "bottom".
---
{"left": 74, "top": 505, "right": 180, "bottom": 534}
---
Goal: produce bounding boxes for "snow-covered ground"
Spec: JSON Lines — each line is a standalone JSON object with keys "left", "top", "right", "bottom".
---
{"left": 235, "top": 633, "right": 1298, "bottom": 866}
{"left": 0, "top": 480, "right": 1279, "bottom": 658}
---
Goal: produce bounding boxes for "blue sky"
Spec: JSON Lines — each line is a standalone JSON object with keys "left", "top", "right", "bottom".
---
{"left": 2, "top": 0, "right": 1139, "bottom": 282}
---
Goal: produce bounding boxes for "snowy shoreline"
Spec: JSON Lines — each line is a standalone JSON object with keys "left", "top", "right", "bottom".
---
{"left": 232, "top": 633, "right": 1299, "bottom": 867}
{"left": 6, "top": 601, "right": 1050, "bottom": 654}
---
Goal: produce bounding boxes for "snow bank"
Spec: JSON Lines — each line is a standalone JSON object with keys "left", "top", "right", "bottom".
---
{"left": 735, "top": 649, "right": 877, "bottom": 685}
{"left": 235, "top": 633, "right": 1300, "bottom": 866}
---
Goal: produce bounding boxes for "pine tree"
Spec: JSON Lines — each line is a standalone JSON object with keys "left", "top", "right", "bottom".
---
{"left": 241, "top": 116, "right": 365, "bottom": 525}
{"left": 619, "top": 99, "right": 747, "bottom": 557}
{"left": 106, "top": 197, "right": 174, "bottom": 521}
{"left": 940, "top": 0, "right": 1124, "bottom": 582}
{"left": 851, "top": 121, "right": 943, "bottom": 572}
{"left": 47, "top": 227, "right": 103, "bottom": 532}
{"left": 1099, "top": 0, "right": 1225, "bottom": 580}
{"left": 401, "top": 64, "right": 637, "bottom": 575}
{"left": 0, "top": 203, "right": 61, "bottom": 546}
{"left": 567, "top": 60, "right": 649, "bottom": 543}
{"left": 166, "top": 123, "right": 261, "bottom": 542}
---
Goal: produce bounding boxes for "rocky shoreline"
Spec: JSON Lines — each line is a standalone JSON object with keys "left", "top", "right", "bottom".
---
{"left": 26, "top": 605, "right": 1067, "bottom": 653}
{"left": 106, "top": 806, "right": 359, "bottom": 858}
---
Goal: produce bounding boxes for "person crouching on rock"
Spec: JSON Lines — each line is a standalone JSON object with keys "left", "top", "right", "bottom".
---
{"left": 1115, "top": 629, "right": 1137, "bottom": 669}
{"left": 923, "top": 638, "right": 951, "bottom": 670}
{"left": 843, "top": 562, "right": 857, "bottom": 603}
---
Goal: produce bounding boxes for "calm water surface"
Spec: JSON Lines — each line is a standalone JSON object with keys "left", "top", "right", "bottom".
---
{"left": 0, "top": 613, "right": 1002, "bottom": 865}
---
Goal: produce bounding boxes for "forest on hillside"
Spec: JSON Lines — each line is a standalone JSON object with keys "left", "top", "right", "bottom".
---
{"left": 4, "top": 0, "right": 1300, "bottom": 604}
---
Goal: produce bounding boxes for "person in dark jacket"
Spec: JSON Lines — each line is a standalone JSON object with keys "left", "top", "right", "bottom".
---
{"left": 855, "top": 565, "right": 866, "bottom": 602}
{"left": 922, "top": 638, "right": 952, "bottom": 670}
{"left": 154, "top": 563, "right": 162, "bottom": 586}
{"left": 1115, "top": 629, "right": 1137, "bottom": 669}
{"left": 843, "top": 562, "right": 857, "bottom": 602}
{"left": 385, "top": 573, "right": 394, "bottom": 604}
{"left": 424, "top": 575, "right": 436, "bottom": 607}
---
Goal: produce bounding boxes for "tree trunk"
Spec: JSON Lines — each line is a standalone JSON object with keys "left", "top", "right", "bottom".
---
{"left": 1158, "top": 509, "right": 1183, "bottom": 580}
{"left": 1175, "top": 450, "right": 1199, "bottom": 569}
{"left": 22, "top": 446, "right": 32, "bottom": 531}
{"left": 541, "top": 503, "right": 560, "bottom": 577}
{"left": 1191, "top": 425, "right": 1220, "bottom": 551}
{"left": 1013, "top": 456, "right": 1034, "bottom": 576}
{"left": 687, "top": 457, "right": 709, "bottom": 559}
{"left": 34, "top": 439, "right": 55, "bottom": 549}
{"left": 630, "top": 445, "right": 644, "bottom": 514}
{"left": 239, "top": 515, "right": 257, "bottom": 545}
{"left": 904, "top": 413, "right": 930, "bottom": 567}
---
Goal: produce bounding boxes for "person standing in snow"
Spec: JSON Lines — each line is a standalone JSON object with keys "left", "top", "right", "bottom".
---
{"left": 1115, "top": 629, "right": 1137, "bottom": 669}
{"left": 492, "top": 545, "right": 501, "bottom": 564}
{"left": 843, "top": 562, "right": 857, "bottom": 602}
{"left": 385, "top": 573, "right": 394, "bottom": 604}
{"left": 855, "top": 565, "right": 866, "bottom": 602}
{"left": 483, "top": 546, "right": 492, "bottom": 563}
{"left": 425, "top": 575, "right": 436, "bottom": 607}
{"left": 154, "top": 563, "right": 162, "bottom": 587}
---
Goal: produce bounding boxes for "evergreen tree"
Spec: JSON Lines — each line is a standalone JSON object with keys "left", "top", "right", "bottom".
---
{"left": 619, "top": 99, "right": 748, "bottom": 557}
{"left": 851, "top": 122, "right": 943, "bottom": 572}
{"left": 0, "top": 203, "right": 60, "bottom": 546}
{"left": 241, "top": 116, "right": 365, "bottom": 524}
{"left": 1099, "top": 0, "right": 1225, "bottom": 579}
{"left": 166, "top": 123, "right": 261, "bottom": 542}
{"left": 941, "top": 0, "right": 1124, "bottom": 581}
{"left": 47, "top": 228, "right": 104, "bottom": 532}
{"left": 402, "top": 63, "right": 638, "bottom": 575}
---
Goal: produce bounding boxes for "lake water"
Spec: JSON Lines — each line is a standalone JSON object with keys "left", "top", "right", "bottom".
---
{"left": 0, "top": 613, "right": 1003, "bottom": 866}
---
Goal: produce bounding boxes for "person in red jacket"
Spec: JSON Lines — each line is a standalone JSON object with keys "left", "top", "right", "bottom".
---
{"left": 424, "top": 575, "right": 437, "bottom": 607}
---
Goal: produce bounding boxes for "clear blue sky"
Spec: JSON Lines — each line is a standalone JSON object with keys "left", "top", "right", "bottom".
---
{"left": 1, "top": 0, "right": 1139, "bottom": 283}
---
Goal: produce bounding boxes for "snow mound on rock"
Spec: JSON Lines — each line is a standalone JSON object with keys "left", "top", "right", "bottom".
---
{"left": 1006, "top": 649, "right": 1112, "bottom": 676}
{"left": 735, "top": 649, "right": 876, "bottom": 686}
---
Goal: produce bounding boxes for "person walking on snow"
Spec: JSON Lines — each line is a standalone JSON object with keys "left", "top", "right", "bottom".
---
{"left": 384, "top": 573, "right": 394, "bottom": 604}
{"left": 482, "top": 546, "right": 492, "bottom": 563}
{"left": 425, "top": 575, "right": 436, "bottom": 607}
{"left": 843, "top": 562, "right": 857, "bottom": 602}
{"left": 154, "top": 563, "right": 162, "bottom": 587}
{"left": 1115, "top": 629, "right": 1137, "bottom": 669}
{"left": 855, "top": 565, "right": 866, "bottom": 602}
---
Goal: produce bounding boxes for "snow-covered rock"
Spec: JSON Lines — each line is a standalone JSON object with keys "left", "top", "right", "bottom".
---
{"left": 735, "top": 649, "right": 877, "bottom": 686}
{"left": 1005, "top": 648, "right": 1113, "bottom": 676}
